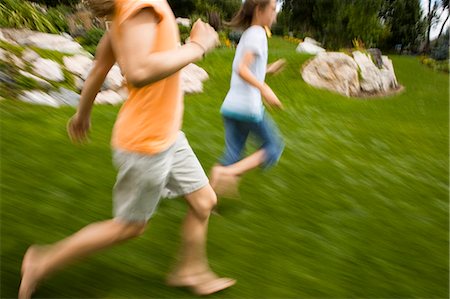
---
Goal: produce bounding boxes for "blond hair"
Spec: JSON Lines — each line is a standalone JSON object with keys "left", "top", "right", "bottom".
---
{"left": 84, "top": 0, "right": 115, "bottom": 18}
{"left": 227, "top": 0, "right": 271, "bottom": 30}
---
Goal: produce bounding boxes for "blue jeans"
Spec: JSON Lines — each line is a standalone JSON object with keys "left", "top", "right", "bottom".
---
{"left": 220, "top": 113, "right": 284, "bottom": 169}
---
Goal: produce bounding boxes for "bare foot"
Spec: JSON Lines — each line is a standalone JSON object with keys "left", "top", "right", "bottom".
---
{"left": 167, "top": 271, "right": 236, "bottom": 295}
{"left": 19, "top": 245, "right": 47, "bottom": 299}
{"left": 210, "top": 166, "right": 240, "bottom": 199}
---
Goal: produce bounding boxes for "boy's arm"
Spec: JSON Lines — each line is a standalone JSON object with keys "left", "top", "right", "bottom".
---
{"left": 117, "top": 8, "right": 218, "bottom": 88}
{"left": 67, "top": 32, "right": 116, "bottom": 143}
{"left": 238, "top": 52, "right": 283, "bottom": 109}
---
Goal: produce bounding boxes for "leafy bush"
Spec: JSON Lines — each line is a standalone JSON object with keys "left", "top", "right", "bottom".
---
{"left": 178, "top": 24, "right": 191, "bottom": 44}
{"left": 76, "top": 27, "right": 105, "bottom": 54}
{"left": 420, "top": 55, "right": 449, "bottom": 73}
{"left": 0, "top": 0, "right": 70, "bottom": 33}
{"left": 431, "top": 30, "right": 449, "bottom": 61}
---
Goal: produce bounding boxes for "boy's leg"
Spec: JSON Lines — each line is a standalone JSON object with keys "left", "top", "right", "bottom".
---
{"left": 167, "top": 185, "right": 235, "bottom": 295}
{"left": 164, "top": 132, "right": 235, "bottom": 294}
{"left": 19, "top": 219, "right": 146, "bottom": 299}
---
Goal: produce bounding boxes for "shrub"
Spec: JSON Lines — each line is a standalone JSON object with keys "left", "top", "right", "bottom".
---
{"left": 0, "top": 0, "right": 71, "bottom": 33}
{"left": 431, "top": 30, "right": 449, "bottom": 61}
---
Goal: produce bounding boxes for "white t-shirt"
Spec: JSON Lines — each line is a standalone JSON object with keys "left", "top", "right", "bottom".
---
{"left": 221, "top": 25, "right": 268, "bottom": 122}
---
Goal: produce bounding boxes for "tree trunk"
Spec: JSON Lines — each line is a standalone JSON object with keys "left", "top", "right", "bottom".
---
{"left": 424, "top": 0, "right": 432, "bottom": 53}
{"left": 438, "top": 10, "right": 450, "bottom": 38}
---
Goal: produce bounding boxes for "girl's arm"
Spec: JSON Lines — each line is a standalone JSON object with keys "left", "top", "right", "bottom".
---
{"left": 238, "top": 52, "right": 283, "bottom": 109}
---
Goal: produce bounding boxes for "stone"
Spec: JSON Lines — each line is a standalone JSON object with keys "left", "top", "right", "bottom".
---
{"left": 63, "top": 55, "right": 93, "bottom": 79}
{"left": 176, "top": 17, "right": 191, "bottom": 27}
{"left": 102, "top": 64, "right": 124, "bottom": 91}
{"left": 296, "top": 37, "right": 326, "bottom": 55}
{"left": 181, "top": 63, "right": 209, "bottom": 94}
{"left": 49, "top": 87, "right": 80, "bottom": 106}
{"left": 19, "top": 90, "right": 61, "bottom": 107}
{"left": 352, "top": 51, "right": 398, "bottom": 94}
{"left": 0, "top": 48, "right": 6, "bottom": 62}
{"left": 352, "top": 51, "right": 384, "bottom": 93}
{"left": 18, "top": 70, "right": 52, "bottom": 89}
{"left": 22, "top": 49, "right": 40, "bottom": 63}
{"left": 9, "top": 54, "right": 25, "bottom": 69}
{"left": 94, "top": 90, "right": 124, "bottom": 105}
{"left": 74, "top": 76, "right": 84, "bottom": 91}
{"left": 32, "top": 58, "right": 64, "bottom": 82}
{"left": 301, "top": 52, "right": 360, "bottom": 97}
{"left": 0, "top": 28, "right": 87, "bottom": 55}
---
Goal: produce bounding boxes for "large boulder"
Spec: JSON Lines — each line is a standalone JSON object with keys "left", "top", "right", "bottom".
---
{"left": 302, "top": 52, "right": 360, "bottom": 97}
{"left": 296, "top": 37, "right": 326, "bottom": 55}
{"left": 301, "top": 51, "right": 400, "bottom": 97}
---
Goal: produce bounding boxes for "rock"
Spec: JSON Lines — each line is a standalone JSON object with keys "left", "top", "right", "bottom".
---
{"left": 302, "top": 52, "right": 360, "bottom": 97}
{"left": 18, "top": 70, "right": 52, "bottom": 89}
{"left": 0, "top": 28, "right": 89, "bottom": 55}
{"left": 102, "top": 64, "right": 124, "bottom": 91}
{"left": 176, "top": 17, "right": 191, "bottom": 27}
{"left": 181, "top": 63, "right": 209, "bottom": 94}
{"left": 32, "top": 58, "right": 64, "bottom": 82}
{"left": 352, "top": 51, "right": 398, "bottom": 94}
{"left": 95, "top": 90, "right": 124, "bottom": 105}
{"left": 19, "top": 90, "right": 61, "bottom": 107}
{"left": 381, "top": 56, "right": 398, "bottom": 89}
{"left": 304, "top": 37, "right": 322, "bottom": 46}
{"left": 352, "top": 51, "right": 384, "bottom": 93}
{"left": 302, "top": 51, "right": 400, "bottom": 97}
{"left": 0, "top": 70, "right": 14, "bottom": 84}
{"left": 367, "top": 48, "right": 383, "bottom": 68}
{"left": 9, "top": 54, "right": 25, "bottom": 69}
{"left": 74, "top": 76, "right": 84, "bottom": 91}
{"left": 0, "top": 48, "right": 6, "bottom": 62}
{"left": 63, "top": 55, "right": 93, "bottom": 79}
{"left": 22, "top": 49, "right": 40, "bottom": 63}
{"left": 296, "top": 37, "right": 326, "bottom": 55}
{"left": 49, "top": 87, "right": 80, "bottom": 106}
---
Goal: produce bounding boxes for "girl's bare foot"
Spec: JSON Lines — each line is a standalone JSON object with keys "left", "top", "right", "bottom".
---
{"left": 210, "top": 166, "right": 240, "bottom": 198}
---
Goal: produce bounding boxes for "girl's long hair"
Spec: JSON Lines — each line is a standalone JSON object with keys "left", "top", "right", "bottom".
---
{"left": 84, "top": 0, "right": 116, "bottom": 18}
{"left": 227, "top": 0, "right": 271, "bottom": 30}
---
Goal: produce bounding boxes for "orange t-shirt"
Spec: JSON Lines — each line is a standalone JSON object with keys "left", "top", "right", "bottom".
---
{"left": 111, "top": 0, "right": 183, "bottom": 154}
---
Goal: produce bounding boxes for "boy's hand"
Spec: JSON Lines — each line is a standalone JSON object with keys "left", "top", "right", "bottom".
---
{"left": 67, "top": 114, "right": 91, "bottom": 144}
{"left": 261, "top": 83, "right": 283, "bottom": 110}
{"left": 189, "top": 19, "right": 219, "bottom": 54}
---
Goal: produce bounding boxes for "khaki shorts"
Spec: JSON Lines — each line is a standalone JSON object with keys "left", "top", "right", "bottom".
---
{"left": 112, "top": 131, "right": 209, "bottom": 222}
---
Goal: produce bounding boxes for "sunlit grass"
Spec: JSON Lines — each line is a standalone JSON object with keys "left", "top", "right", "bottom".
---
{"left": 1, "top": 37, "right": 448, "bottom": 298}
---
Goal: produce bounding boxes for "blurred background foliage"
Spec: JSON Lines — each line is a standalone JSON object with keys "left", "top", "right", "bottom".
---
{"left": 0, "top": 0, "right": 448, "bottom": 58}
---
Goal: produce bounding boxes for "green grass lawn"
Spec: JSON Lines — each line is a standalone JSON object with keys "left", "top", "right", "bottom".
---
{"left": 1, "top": 37, "right": 448, "bottom": 298}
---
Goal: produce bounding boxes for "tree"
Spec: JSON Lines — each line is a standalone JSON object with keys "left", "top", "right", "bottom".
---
{"left": 167, "top": 0, "right": 196, "bottom": 17}
{"left": 424, "top": 0, "right": 440, "bottom": 52}
{"left": 437, "top": 0, "right": 449, "bottom": 38}
{"left": 281, "top": 0, "right": 384, "bottom": 49}
{"left": 380, "top": 0, "right": 424, "bottom": 51}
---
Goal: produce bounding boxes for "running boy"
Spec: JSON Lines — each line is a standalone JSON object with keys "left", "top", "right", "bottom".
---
{"left": 19, "top": 0, "right": 235, "bottom": 298}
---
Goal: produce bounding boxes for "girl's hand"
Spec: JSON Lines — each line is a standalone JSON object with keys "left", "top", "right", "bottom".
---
{"left": 267, "top": 58, "right": 286, "bottom": 75}
{"left": 261, "top": 83, "right": 283, "bottom": 109}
